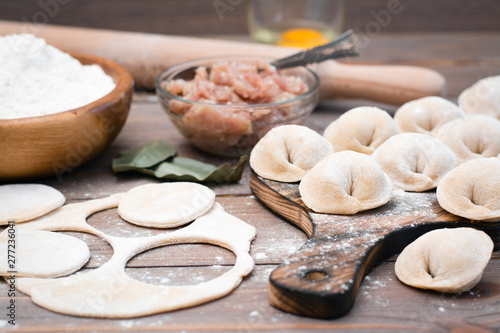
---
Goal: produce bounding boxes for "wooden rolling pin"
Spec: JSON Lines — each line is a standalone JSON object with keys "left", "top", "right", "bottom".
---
{"left": 0, "top": 20, "right": 445, "bottom": 105}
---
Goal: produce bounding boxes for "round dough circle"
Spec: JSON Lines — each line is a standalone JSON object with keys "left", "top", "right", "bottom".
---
{"left": 372, "top": 133, "right": 457, "bottom": 192}
{"left": 434, "top": 115, "right": 500, "bottom": 164}
{"left": 250, "top": 124, "right": 334, "bottom": 182}
{"left": 395, "top": 228, "right": 493, "bottom": 293}
{"left": 0, "top": 229, "right": 89, "bottom": 278}
{"left": 299, "top": 151, "right": 393, "bottom": 214}
{"left": 0, "top": 184, "right": 65, "bottom": 225}
{"left": 118, "top": 182, "right": 216, "bottom": 228}
{"left": 394, "top": 96, "right": 464, "bottom": 135}
{"left": 437, "top": 158, "right": 500, "bottom": 222}
{"left": 458, "top": 75, "right": 500, "bottom": 120}
{"left": 323, "top": 106, "right": 399, "bottom": 155}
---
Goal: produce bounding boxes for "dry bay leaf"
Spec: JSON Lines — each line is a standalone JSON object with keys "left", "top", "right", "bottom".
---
{"left": 112, "top": 140, "right": 248, "bottom": 183}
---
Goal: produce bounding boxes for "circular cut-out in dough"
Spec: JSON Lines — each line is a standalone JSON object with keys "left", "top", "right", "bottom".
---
{"left": 250, "top": 124, "right": 334, "bottom": 182}
{"left": 118, "top": 182, "right": 216, "bottom": 228}
{"left": 395, "top": 227, "right": 493, "bottom": 293}
{"left": 299, "top": 151, "right": 393, "bottom": 214}
{"left": 0, "top": 229, "right": 89, "bottom": 278}
{"left": 0, "top": 184, "right": 65, "bottom": 225}
{"left": 458, "top": 75, "right": 500, "bottom": 120}
{"left": 394, "top": 96, "right": 464, "bottom": 135}
{"left": 437, "top": 158, "right": 500, "bottom": 222}
{"left": 323, "top": 106, "right": 399, "bottom": 155}
{"left": 434, "top": 115, "right": 500, "bottom": 164}
{"left": 372, "top": 133, "right": 457, "bottom": 192}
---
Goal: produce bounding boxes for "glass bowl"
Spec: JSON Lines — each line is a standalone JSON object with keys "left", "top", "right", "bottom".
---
{"left": 155, "top": 56, "right": 319, "bottom": 157}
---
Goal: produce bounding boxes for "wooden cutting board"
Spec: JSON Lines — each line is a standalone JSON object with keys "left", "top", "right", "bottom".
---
{"left": 249, "top": 170, "right": 500, "bottom": 319}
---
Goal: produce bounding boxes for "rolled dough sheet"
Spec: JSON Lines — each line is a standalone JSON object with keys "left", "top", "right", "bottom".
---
{"left": 16, "top": 203, "right": 256, "bottom": 318}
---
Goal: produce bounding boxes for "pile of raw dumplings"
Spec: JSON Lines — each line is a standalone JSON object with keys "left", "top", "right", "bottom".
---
{"left": 250, "top": 75, "right": 500, "bottom": 293}
{"left": 251, "top": 75, "right": 500, "bottom": 219}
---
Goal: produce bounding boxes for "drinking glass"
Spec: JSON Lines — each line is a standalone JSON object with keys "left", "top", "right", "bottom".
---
{"left": 248, "top": 0, "right": 346, "bottom": 48}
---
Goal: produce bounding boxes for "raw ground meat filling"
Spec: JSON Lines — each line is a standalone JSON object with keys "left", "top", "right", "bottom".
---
{"left": 162, "top": 60, "right": 309, "bottom": 155}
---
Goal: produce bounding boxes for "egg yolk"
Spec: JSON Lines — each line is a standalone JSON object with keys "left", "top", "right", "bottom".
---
{"left": 278, "top": 28, "right": 330, "bottom": 48}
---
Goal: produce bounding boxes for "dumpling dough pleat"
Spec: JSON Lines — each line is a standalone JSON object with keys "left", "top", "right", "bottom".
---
{"left": 372, "top": 133, "right": 457, "bottom": 192}
{"left": 459, "top": 75, "right": 500, "bottom": 120}
{"left": 299, "top": 151, "right": 392, "bottom": 214}
{"left": 250, "top": 124, "right": 334, "bottom": 182}
{"left": 395, "top": 228, "right": 493, "bottom": 293}
{"left": 437, "top": 158, "right": 500, "bottom": 222}
{"left": 434, "top": 115, "right": 500, "bottom": 164}
{"left": 323, "top": 106, "right": 399, "bottom": 155}
{"left": 394, "top": 96, "right": 464, "bottom": 135}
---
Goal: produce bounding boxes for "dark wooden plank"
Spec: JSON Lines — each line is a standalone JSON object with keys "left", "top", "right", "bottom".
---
{"left": 0, "top": 0, "right": 250, "bottom": 36}
{"left": 0, "top": 30, "right": 499, "bottom": 331}
{"left": 344, "top": 0, "right": 500, "bottom": 33}
{"left": 0, "top": 0, "right": 499, "bottom": 35}
{"left": 353, "top": 32, "right": 500, "bottom": 62}
{"left": 349, "top": 32, "right": 500, "bottom": 98}
{"left": 1, "top": 261, "right": 498, "bottom": 332}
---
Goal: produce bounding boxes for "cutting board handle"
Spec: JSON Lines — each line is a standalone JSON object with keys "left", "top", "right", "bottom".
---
{"left": 268, "top": 221, "right": 443, "bottom": 318}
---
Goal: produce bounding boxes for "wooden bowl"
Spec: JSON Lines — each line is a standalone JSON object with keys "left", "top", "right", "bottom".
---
{"left": 0, "top": 53, "right": 133, "bottom": 182}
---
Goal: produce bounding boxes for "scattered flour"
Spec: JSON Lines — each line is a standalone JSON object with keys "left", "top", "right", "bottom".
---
{"left": 253, "top": 252, "right": 268, "bottom": 260}
{"left": 249, "top": 310, "right": 260, "bottom": 317}
{"left": 0, "top": 34, "right": 116, "bottom": 119}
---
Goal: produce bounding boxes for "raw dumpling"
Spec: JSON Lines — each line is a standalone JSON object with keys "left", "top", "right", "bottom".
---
{"left": 372, "top": 133, "right": 457, "bottom": 192}
{"left": 394, "top": 96, "right": 464, "bottom": 135}
{"left": 434, "top": 115, "right": 500, "bottom": 164}
{"left": 459, "top": 75, "right": 500, "bottom": 120}
{"left": 395, "top": 228, "right": 493, "bottom": 293}
{"left": 250, "top": 124, "right": 334, "bottom": 182}
{"left": 323, "top": 106, "right": 399, "bottom": 155}
{"left": 0, "top": 184, "right": 65, "bottom": 225}
{"left": 436, "top": 158, "right": 500, "bottom": 222}
{"left": 299, "top": 151, "right": 393, "bottom": 214}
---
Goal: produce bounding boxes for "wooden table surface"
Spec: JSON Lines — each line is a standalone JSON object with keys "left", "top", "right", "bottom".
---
{"left": 1, "top": 32, "right": 500, "bottom": 332}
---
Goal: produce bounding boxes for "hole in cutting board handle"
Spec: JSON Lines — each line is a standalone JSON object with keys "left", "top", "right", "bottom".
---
{"left": 304, "top": 269, "right": 328, "bottom": 281}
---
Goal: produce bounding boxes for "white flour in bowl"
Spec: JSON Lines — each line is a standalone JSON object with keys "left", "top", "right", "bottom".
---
{"left": 0, "top": 34, "right": 116, "bottom": 120}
